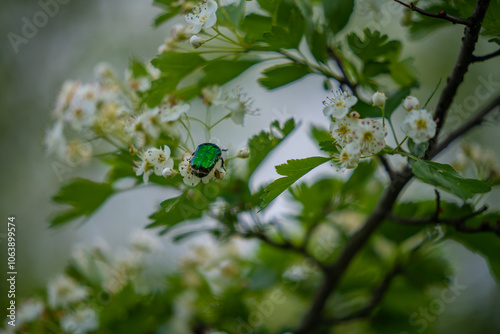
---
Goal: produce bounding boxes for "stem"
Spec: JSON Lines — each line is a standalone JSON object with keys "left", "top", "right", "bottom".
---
{"left": 209, "top": 112, "right": 232, "bottom": 130}
{"left": 179, "top": 118, "right": 196, "bottom": 150}
{"left": 387, "top": 118, "right": 399, "bottom": 146}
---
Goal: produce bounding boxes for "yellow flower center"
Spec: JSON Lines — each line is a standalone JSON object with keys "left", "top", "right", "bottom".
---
{"left": 416, "top": 119, "right": 427, "bottom": 130}
{"left": 363, "top": 131, "right": 373, "bottom": 142}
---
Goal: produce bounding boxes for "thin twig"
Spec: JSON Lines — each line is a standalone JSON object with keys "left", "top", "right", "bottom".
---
{"left": 393, "top": 0, "right": 470, "bottom": 25}
{"left": 472, "top": 48, "right": 500, "bottom": 63}
{"left": 323, "top": 261, "right": 403, "bottom": 325}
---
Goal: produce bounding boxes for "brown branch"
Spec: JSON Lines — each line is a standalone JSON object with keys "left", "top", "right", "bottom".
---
{"left": 428, "top": 93, "right": 500, "bottom": 159}
{"left": 393, "top": 0, "right": 470, "bottom": 25}
{"left": 430, "top": 0, "right": 491, "bottom": 142}
{"left": 293, "top": 2, "right": 493, "bottom": 333}
{"left": 472, "top": 48, "right": 500, "bottom": 62}
{"left": 378, "top": 155, "right": 395, "bottom": 180}
{"left": 389, "top": 190, "right": 498, "bottom": 235}
{"left": 323, "top": 261, "right": 403, "bottom": 326}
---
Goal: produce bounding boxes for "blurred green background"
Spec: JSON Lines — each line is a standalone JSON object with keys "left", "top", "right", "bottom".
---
{"left": 1, "top": 0, "right": 499, "bottom": 333}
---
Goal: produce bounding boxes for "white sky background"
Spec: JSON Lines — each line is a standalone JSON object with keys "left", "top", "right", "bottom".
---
{"left": 0, "top": 0, "right": 499, "bottom": 328}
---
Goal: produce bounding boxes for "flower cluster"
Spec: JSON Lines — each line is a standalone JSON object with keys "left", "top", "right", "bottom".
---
{"left": 133, "top": 145, "right": 174, "bottom": 184}
{"left": 13, "top": 231, "right": 163, "bottom": 333}
{"left": 324, "top": 90, "right": 388, "bottom": 170}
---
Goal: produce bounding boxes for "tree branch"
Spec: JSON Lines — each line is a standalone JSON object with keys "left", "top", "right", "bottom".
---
{"left": 327, "top": 46, "right": 358, "bottom": 94}
{"left": 378, "top": 155, "right": 395, "bottom": 180}
{"left": 428, "top": 93, "right": 500, "bottom": 159}
{"left": 389, "top": 190, "right": 499, "bottom": 235}
{"left": 393, "top": 0, "right": 470, "bottom": 25}
{"left": 430, "top": 0, "right": 491, "bottom": 142}
{"left": 323, "top": 261, "right": 403, "bottom": 326}
{"left": 472, "top": 48, "right": 500, "bottom": 62}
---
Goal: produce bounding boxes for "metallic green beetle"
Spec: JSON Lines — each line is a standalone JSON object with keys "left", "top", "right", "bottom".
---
{"left": 190, "top": 143, "right": 225, "bottom": 178}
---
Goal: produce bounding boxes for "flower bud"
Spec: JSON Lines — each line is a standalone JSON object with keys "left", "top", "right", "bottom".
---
{"left": 237, "top": 147, "right": 250, "bottom": 158}
{"left": 403, "top": 96, "right": 419, "bottom": 111}
{"left": 162, "top": 167, "right": 176, "bottom": 178}
{"left": 189, "top": 35, "right": 203, "bottom": 49}
{"left": 372, "top": 91, "right": 386, "bottom": 107}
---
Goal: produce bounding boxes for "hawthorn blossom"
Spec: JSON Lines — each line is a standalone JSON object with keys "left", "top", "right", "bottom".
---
{"left": 189, "top": 35, "right": 203, "bottom": 48}
{"left": 323, "top": 90, "right": 358, "bottom": 119}
{"left": 60, "top": 307, "right": 98, "bottom": 334}
{"left": 352, "top": 118, "right": 388, "bottom": 155}
{"left": 401, "top": 109, "right": 437, "bottom": 144}
{"left": 336, "top": 142, "right": 362, "bottom": 170}
{"left": 47, "top": 274, "right": 88, "bottom": 308}
{"left": 225, "top": 87, "right": 258, "bottom": 125}
{"left": 158, "top": 102, "right": 190, "bottom": 123}
{"left": 329, "top": 114, "right": 359, "bottom": 146}
{"left": 185, "top": 0, "right": 218, "bottom": 34}
{"left": 17, "top": 299, "right": 44, "bottom": 326}
{"left": 403, "top": 96, "right": 419, "bottom": 111}
{"left": 44, "top": 120, "right": 67, "bottom": 159}
{"left": 133, "top": 146, "right": 174, "bottom": 184}
{"left": 372, "top": 91, "right": 386, "bottom": 107}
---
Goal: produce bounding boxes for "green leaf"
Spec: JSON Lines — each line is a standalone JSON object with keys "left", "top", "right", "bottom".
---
{"left": 240, "top": 14, "right": 272, "bottom": 43}
{"left": 201, "top": 59, "right": 259, "bottom": 86}
{"left": 451, "top": 231, "right": 500, "bottom": 284}
{"left": 347, "top": 29, "right": 401, "bottom": 63}
{"left": 263, "top": 1, "right": 305, "bottom": 50}
{"left": 151, "top": 52, "right": 206, "bottom": 77}
{"left": 408, "top": 139, "right": 429, "bottom": 159}
{"left": 319, "top": 140, "right": 339, "bottom": 155}
{"left": 260, "top": 156, "right": 331, "bottom": 209}
{"left": 153, "top": 8, "right": 181, "bottom": 27}
{"left": 147, "top": 186, "right": 214, "bottom": 234}
{"left": 307, "top": 27, "right": 329, "bottom": 64}
{"left": 258, "top": 63, "right": 311, "bottom": 90}
{"left": 247, "top": 118, "right": 296, "bottom": 175}
{"left": 50, "top": 178, "right": 114, "bottom": 227}
{"left": 356, "top": 87, "right": 411, "bottom": 118}
{"left": 412, "top": 160, "right": 492, "bottom": 200}
{"left": 129, "top": 59, "right": 149, "bottom": 78}
{"left": 216, "top": 0, "right": 246, "bottom": 28}
{"left": 323, "top": 0, "right": 355, "bottom": 34}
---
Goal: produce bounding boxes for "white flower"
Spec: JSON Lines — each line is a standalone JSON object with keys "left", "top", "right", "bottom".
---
{"left": 130, "top": 230, "right": 162, "bottom": 254}
{"left": 45, "top": 120, "right": 67, "bottom": 159}
{"left": 403, "top": 96, "right": 419, "bottom": 111}
{"left": 64, "top": 83, "right": 100, "bottom": 131}
{"left": 189, "top": 35, "right": 203, "bottom": 48}
{"left": 65, "top": 140, "right": 93, "bottom": 166}
{"left": 179, "top": 152, "right": 226, "bottom": 186}
{"left": 352, "top": 118, "right": 388, "bottom": 155}
{"left": 336, "top": 142, "right": 362, "bottom": 170}
{"left": 323, "top": 89, "right": 358, "bottom": 119}
{"left": 94, "top": 62, "right": 115, "bottom": 82}
{"left": 47, "top": 274, "right": 88, "bottom": 308}
{"left": 185, "top": 0, "right": 218, "bottom": 34}
{"left": 202, "top": 85, "right": 224, "bottom": 105}
{"left": 54, "top": 81, "right": 80, "bottom": 116}
{"left": 237, "top": 147, "right": 250, "bottom": 158}
{"left": 225, "top": 87, "right": 258, "bottom": 125}
{"left": 158, "top": 102, "right": 190, "bottom": 122}
{"left": 329, "top": 114, "right": 359, "bottom": 146}
{"left": 127, "top": 109, "right": 161, "bottom": 140}
{"left": 125, "top": 69, "right": 151, "bottom": 92}
{"left": 60, "top": 307, "right": 98, "bottom": 334}
{"left": 17, "top": 299, "right": 44, "bottom": 326}
{"left": 134, "top": 146, "right": 174, "bottom": 184}
{"left": 372, "top": 91, "right": 386, "bottom": 107}
{"left": 401, "top": 109, "right": 437, "bottom": 144}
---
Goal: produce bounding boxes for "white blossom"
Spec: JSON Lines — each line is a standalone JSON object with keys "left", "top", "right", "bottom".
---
{"left": 225, "top": 87, "right": 258, "bottom": 125}
{"left": 185, "top": 0, "right": 218, "bottom": 34}
{"left": 401, "top": 109, "right": 437, "bottom": 144}
{"left": 403, "top": 96, "right": 419, "bottom": 111}
{"left": 329, "top": 114, "right": 359, "bottom": 146}
{"left": 237, "top": 147, "right": 250, "bottom": 158}
{"left": 336, "top": 142, "right": 362, "bottom": 170}
{"left": 133, "top": 146, "right": 174, "bottom": 184}
{"left": 158, "top": 102, "right": 190, "bottom": 123}
{"left": 60, "top": 307, "right": 98, "bottom": 334}
{"left": 189, "top": 35, "right": 203, "bottom": 48}
{"left": 17, "top": 299, "right": 44, "bottom": 326}
{"left": 323, "top": 89, "right": 358, "bottom": 119}
{"left": 352, "top": 118, "right": 388, "bottom": 155}
{"left": 47, "top": 274, "right": 88, "bottom": 308}
{"left": 130, "top": 230, "right": 162, "bottom": 254}
{"left": 45, "top": 119, "right": 67, "bottom": 159}
{"left": 372, "top": 91, "right": 386, "bottom": 107}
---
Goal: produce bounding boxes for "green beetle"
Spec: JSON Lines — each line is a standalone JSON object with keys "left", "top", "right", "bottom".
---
{"left": 190, "top": 143, "right": 225, "bottom": 178}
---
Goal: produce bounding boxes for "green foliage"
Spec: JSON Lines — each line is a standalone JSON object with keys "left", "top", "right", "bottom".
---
{"left": 346, "top": 29, "right": 418, "bottom": 89}
{"left": 260, "top": 156, "right": 332, "bottom": 209}
{"left": 248, "top": 118, "right": 296, "bottom": 175}
{"left": 258, "top": 63, "right": 312, "bottom": 90}
{"left": 50, "top": 178, "right": 114, "bottom": 227}
{"left": 412, "top": 160, "right": 492, "bottom": 200}
{"left": 323, "top": 0, "right": 355, "bottom": 34}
